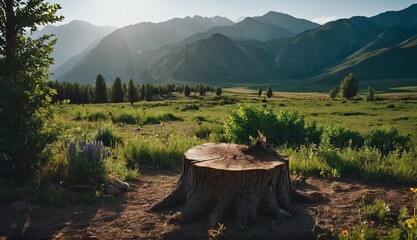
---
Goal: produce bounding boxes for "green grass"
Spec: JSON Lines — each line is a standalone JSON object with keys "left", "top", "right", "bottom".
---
{"left": 55, "top": 91, "right": 417, "bottom": 179}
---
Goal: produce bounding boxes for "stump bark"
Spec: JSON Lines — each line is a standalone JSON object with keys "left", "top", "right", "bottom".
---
{"left": 150, "top": 143, "right": 292, "bottom": 225}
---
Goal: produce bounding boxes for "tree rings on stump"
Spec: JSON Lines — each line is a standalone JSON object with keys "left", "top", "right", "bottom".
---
{"left": 150, "top": 143, "right": 292, "bottom": 225}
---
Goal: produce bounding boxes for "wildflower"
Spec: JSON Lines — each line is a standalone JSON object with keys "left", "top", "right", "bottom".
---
{"left": 406, "top": 218, "right": 417, "bottom": 229}
{"left": 342, "top": 229, "right": 349, "bottom": 235}
{"left": 410, "top": 188, "right": 417, "bottom": 194}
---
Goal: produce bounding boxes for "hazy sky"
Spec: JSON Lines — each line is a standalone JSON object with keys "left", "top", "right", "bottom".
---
{"left": 49, "top": 0, "right": 417, "bottom": 27}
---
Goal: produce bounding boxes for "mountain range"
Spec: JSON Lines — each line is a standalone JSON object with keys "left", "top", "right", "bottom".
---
{"left": 49, "top": 4, "right": 417, "bottom": 90}
{"left": 31, "top": 20, "right": 117, "bottom": 71}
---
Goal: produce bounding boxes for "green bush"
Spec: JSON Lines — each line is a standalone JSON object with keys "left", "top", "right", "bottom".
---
{"left": 321, "top": 125, "right": 364, "bottom": 149}
{"left": 225, "top": 104, "right": 313, "bottom": 147}
{"left": 95, "top": 125, "right": 123, "bottom": 148}
{"left": 225, "top": 104, "right": 278, "bottom": 145}
{"left": 363, "top": 200, "right": 390, "bottom": 222}
{"left": 366, "top": 128, "right": 412, "bottom": 155}
{"left": 304, "top": 121, "right": 324, "bottom": 145}
{"left": 181, "top": 104, "right": 199, "bottom": 111}
{"left": 143, "top": 113, "right": 182, "bottom": 125}
{"left": 86, "top": 111, "right": 108, "bottom": 121}
{"left": 111, "top": 112, "right": 138, "bottom": 124}
{"left": 276, "top": 110, "right": 305, "bottom": 146}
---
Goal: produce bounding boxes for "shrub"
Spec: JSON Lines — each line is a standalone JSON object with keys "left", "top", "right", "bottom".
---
{"left": 363, "top": 200, "right": 390, "bottom": 222}
{"left": 366, "top": 127, "right": 412, "bottom": 155}
{"left": 365, "top": 86, "right": 375, "bottom": 101}
{"left": 181, "top": 104, "right": 199, "bottom": 111}
{"left": 304, "top": 121, "right": 324, "bottom": 145}
{"left": 225, "top": 104, "right": 308, "bottom": 146}
{"left": 329, "top": 86, "right": 339, "bottom": 100}
{"left": 87, "top": 111, "right": 108, "bottom": 121}
{"left": 67, "top": 140, "right": 108, "bottom": 187}
{"left": 321, "top": 125, "right": 364, "bottom": 149}
{"left": 340, "top": 73, "right": 358, "bottom": 100}
{"left": 143, "top": 113, "right": 182, "bottom": 124}
{"left": 225, "top": 104, "right": 278, "bottom": 145}
{"left": 111, "top": 112, "right": 138, "bottom": 124}
{"left": 95, "top": 125, "right": 123, "bottom": 148}
{"left": 266, "top": 86, "right": 273, "bottom": 98}
{"left": 215, "top": 87, "right": 222, "bottom": 96}
{"left": 276, "top": 110, "right": 305, "bottom": 146}
{"left": 160, "top": 113, "right": 182, "bottom": 122}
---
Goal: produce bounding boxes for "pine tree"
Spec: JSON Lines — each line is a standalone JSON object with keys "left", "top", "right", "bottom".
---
{"left": 144, "top": 83, "right": 152, "bottom": 101}
{"left": 140, "top": 84, "right": 145, "bottom": 101}
{"left": 0, "top": 0, "right": 63, "bottom": 182}
{"left": 215, "top": 87, "right": 222, "bottom": 96}
{"left": 95, "top": 74, "right": 108, "bottom": 103}
{"left": 258, "top": 87, "right": 262, "bottom": 98}
{"left": 340, "top": 73, "right": 358, "bottom": 100}
{"left": 111, "top": 77, "right": 124, "bottom": 103}
{"left": 329, "top": 86, "right": 339, "bottom": 100}
{"left": 266, "top": 86, "right": 273, "bottom": 98}
{"left": 122, "top": 82, "right": 127, "bottom": 100}
{"left": 127, "top": 79, "right": 137, "bottom": 105}
{"left": 184, "top": 85, "right": 191, "bottom": 97}
{"left": 366, "top": 86, "right": 375, "bottom": 101}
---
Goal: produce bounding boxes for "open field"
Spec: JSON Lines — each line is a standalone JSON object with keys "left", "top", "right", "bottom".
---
{"left": 58, "top": 91, "right": 417, "bottom": 145}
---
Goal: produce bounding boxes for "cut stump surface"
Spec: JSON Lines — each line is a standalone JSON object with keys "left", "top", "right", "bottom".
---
{"left": 150, "top": 143, "right": 292, "bottom": 225}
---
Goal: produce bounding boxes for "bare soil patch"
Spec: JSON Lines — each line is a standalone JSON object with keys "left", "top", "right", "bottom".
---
{"left": 0, "top": 170, "right": 413, "bottom": 240}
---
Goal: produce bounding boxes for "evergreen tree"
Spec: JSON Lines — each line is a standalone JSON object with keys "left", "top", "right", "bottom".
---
{"left": 340, "top": 73, "right": 358, "bottom": 100}
{"left": 111, "top": 77, "right": 124, "bottom": 103}
{"left": 366, "top": 86, "right": 375, "bottom": 101}
{"left": 144, "top": 83, "right": 152, "bottom": 101}
{"left": 198, "top": 84, "right": 206, "bottom": 96}
{"left": 215, "top": 87, "right": 222, "bottom": 96}
{"left": 140, "top": 84, "right": 145, "bottom": 101}
{"left": 184, "top": 85, "right": 191, "bottom": 97}
{"left": 127, "top": 79, "right": 137, "bottom": 105}
{"left": 329, "top": 86, "right": 339, "bottom": 100}
{"left": 266, "top": 86, "right": 273, "bottom": 98}
{"left": 95, "top": 74, "right": 108, "bottom": 103}
{"left": 0, "top": 0, "right": 63, "bottom": 182}
{"left": 122, "top": 82, "right": 127, "bottom": 100}
{"left": 258, "top": 87, "right": 262, "bottom": 98}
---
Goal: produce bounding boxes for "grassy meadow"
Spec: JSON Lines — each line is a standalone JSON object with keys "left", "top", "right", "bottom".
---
{"left": 49, "top": 88, "right": 417, "bottom": 186}
{"left": 58, "top": 89, "right": 417, "bottom": 146}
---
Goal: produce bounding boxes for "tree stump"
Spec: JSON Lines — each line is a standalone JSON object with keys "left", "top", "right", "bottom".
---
{"left": 150, "top": 143, "right": 292, "bottom": 225}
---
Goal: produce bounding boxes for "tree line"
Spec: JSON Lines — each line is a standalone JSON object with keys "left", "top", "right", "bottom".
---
{"left": 48, "top": 74, "right": 222, "bottom": 104}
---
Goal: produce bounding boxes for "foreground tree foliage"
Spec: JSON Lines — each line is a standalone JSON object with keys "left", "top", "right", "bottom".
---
{"left": 340, "top": 73, "right": 358, "bottom": 100}
{"left": 0, "top": 0, "right": 63, "bottom": 183}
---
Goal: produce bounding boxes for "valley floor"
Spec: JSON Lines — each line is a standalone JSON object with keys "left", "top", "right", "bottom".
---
{"left": 0, "top": 169, "right": 413, "bottom": 240}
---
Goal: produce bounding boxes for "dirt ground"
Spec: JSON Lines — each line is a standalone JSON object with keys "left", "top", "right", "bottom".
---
{"left": 0, "top": 169, "right": 414, "bottom": 240}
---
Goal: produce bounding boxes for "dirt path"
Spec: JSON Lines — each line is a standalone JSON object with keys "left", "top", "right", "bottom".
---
{"left": 0, "top": 170, "right": 413, "bottom": 240}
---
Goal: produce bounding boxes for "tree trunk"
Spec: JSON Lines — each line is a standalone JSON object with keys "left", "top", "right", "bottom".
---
{"left": 150, "top": 143, "right": 293, "bottom": 225}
